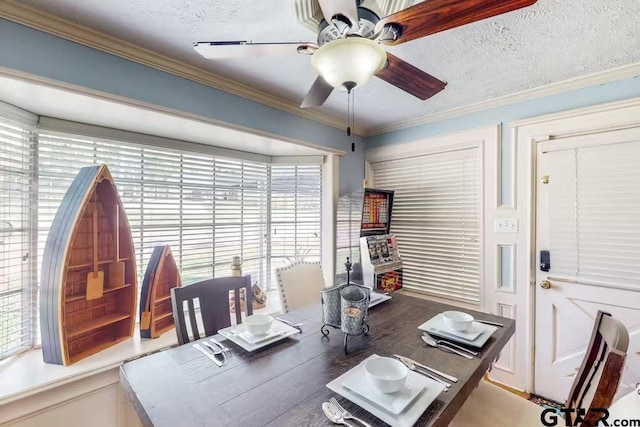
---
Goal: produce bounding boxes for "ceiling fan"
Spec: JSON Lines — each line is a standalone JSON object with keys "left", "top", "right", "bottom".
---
{"left": 194, "top": 0, "right": 537, "bottom": 109}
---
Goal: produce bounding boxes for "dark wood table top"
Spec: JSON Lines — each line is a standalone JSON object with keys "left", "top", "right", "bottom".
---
{"left": 120, "top": 293, "right": 514, "bottom": 427}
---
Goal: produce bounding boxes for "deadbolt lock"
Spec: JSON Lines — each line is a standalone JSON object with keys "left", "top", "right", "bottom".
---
{"left": 541, "top": 175, "right": 549, "bottom": 184}
{"left": 540, "top": 280, "right": 551, "bottom": 289}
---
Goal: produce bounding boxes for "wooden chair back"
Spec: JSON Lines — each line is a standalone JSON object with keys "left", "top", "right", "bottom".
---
{"left": 170, "top": 275, "right": 253, "bottom": 345}
{"left": 566, "top": 310, "right": 629, "bottom": 426}
{"left": 275, "top": 261, "right": 325, "bottom": 313}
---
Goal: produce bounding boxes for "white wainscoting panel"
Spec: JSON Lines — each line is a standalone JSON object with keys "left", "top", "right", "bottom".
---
{"left": 2, "top": 368, "right": 142, "bottom": 427}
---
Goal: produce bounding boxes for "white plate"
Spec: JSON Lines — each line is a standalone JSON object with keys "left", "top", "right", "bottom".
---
{"left": 327, "top": 354, "right": 445, "bottom": 427}
{"left": 418, "top": 314, "right": 498, "bottom": 349}
{"left": 369, "top": 292, "right": 392, "bottom": 308}
{"left": 342, "top": 356, "right": 425, "bottom": 415}
{"left": 434, "top": 315, "right": 485, "bottom": 341}
{"left": 238, "top": 329, "right": 285, "bottom": 344}
{"left": 218, "top": 319, "right": 299, "bottom": 352}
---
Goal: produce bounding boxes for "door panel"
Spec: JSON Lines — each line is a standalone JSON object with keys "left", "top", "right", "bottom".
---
{"left": 534, "top": 128, "right": 640, "bottom": 403}
{"left": 535, "top": 280, "right": 640, "bottom": 401}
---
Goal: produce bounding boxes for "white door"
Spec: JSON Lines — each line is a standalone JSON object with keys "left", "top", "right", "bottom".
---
{"left": 534, "top": 127, "right": 640, "bottom": 403}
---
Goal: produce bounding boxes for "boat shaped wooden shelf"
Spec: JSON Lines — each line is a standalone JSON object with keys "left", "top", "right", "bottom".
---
{"left": 139, "top": 245, "right": 181, "bottom": 338}
{"left": 40, "top": 164, "right": 137, "bottom": 365}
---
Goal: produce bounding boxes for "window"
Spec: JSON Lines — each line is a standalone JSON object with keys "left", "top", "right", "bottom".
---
{"left": 547, "top": 139, "right": 640, "bottom": 289}
{"left": 270, "top": 163, "right": 322, "bottom": 285}
{"left": 371, "top": 147, "right": 481, "bottom": 303}
{"left": 37, "top": 132, "right": 271, "bottom": 288}
{"left": 0, "top": 111, "right": 322, "bottom": 360}
{"left": 0, "top": 104, "right": 37, "bottom": 358}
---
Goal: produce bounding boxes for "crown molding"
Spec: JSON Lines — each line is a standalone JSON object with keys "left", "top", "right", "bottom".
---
{"left": 0, "top": 0, "right": 366, "bottom": 135}
{"left": 510, "top": 96, "right": 640, "bottom": 129}
{"left": 363, "top": 62, "right": 640, "bottom": 137}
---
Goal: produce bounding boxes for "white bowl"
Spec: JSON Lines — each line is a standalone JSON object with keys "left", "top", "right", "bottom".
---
{"left": 442, "top": 311, "right": 474, "bottom": 332}
{"left": 244, "top": 314, "right": 273, "bottom": 336}
{"left": 364, "top": 357, "right": 408, "bottom": 394}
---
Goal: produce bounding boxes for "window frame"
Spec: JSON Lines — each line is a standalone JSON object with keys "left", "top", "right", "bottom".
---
{"left": 365, "top": 126, "right": 497, "bottom": 312}
{"left": 0, "top": 102, "right": 38, "bottom": 358}
{"left": 0, "top": 114, "right": 326, "bottom": 360}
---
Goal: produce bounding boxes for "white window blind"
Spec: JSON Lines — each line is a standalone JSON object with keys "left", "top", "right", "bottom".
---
{"left": 371, "top": 148, "right": 481, "bottom": 303}
{"left": 270, "top": 164, "right": 322, "bottom": 286}
{"left": 37, "top": 131, "right": 270, "bottom": 292}
{"left": 0, "top": 105, "right": 37, "bottom": 358}
{"left": 547, "top": 141, "right": 640, "bottom": 289}
{"left": 0, "top": 115, "right": 323, "bottom": 360}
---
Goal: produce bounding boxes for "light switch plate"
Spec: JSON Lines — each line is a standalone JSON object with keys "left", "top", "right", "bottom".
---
{"left": 494, "top": 218, "right": 518, "bottom": 233}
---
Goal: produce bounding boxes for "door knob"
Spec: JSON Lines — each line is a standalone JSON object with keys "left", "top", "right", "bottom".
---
{"left": 540, "top": 280, "right": 551, "bottom": 289}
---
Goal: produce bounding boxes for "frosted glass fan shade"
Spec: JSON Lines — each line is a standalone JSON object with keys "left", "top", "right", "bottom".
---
{"left": 311, "top": 37, "right": 387, "bottom": 90}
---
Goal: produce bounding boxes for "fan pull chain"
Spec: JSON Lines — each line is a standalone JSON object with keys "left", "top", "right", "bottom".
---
{"left": 351, "top": 89, "right": 355, "bottom": 152}
{"left": 345, "top": 88, "right": 356, "bottom": 152}
{"left": 347, "top": 88, "right": 352, "bottom": 142}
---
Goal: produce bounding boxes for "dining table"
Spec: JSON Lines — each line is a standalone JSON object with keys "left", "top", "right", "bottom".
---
{"left": 119, "top": 293, "right": 515, "bottom": 426}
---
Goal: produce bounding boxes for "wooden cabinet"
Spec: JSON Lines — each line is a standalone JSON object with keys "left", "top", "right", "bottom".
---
{"left": 139, "top": 245, "right": 181, "bottom": 339}
{"left": 40, "top": 165, "right": 137, "bottom": 365}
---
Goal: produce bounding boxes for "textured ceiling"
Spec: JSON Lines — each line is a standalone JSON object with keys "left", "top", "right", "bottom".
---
{"left": 15, "top": 0, "right": 640, "bottom": 132}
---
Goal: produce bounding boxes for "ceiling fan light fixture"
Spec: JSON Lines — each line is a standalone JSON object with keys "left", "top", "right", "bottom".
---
{"left": 311, "top": 37, "right": 387, "bottom": 90}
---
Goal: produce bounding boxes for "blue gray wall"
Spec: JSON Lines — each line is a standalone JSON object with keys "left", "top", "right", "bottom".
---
{"left": 368, "top": 76, "right": 640, "bottom": 204}
{"left": 0, "top": 18, "right": 365, "bottom": 195}
{"left": 3, "top": 18, "right": 639, "bottom": 200}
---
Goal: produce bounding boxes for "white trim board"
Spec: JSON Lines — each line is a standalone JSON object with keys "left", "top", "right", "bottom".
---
{"left": 512, "top": 96, "right": 640, "bottom": 393}
{"left": 0, "top": 99, "right": 38, "bottom": 124}
{"left": 39, "top": 117, "right": 271, "bottom": 164}
{"left": 365, "top": 124, "right": 499, "bottom": 312}
{"left": 366, "top": 124, "right": 501, "bottom": 162}
{"left": 0, "top": 67, "right": 345, "bottom": 157}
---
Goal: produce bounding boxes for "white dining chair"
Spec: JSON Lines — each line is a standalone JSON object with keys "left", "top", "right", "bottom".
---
{"left": 450, "top": 310, "right": 629, "bottom": 427}
{"left": 275, "top": 261, "right": 326, "bottom": 313}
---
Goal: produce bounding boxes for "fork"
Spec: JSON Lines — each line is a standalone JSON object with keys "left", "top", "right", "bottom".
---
{"left": 275, "top": 317, "right": 303, "bottom": 330}
{"left": 201, "top": 341, "right": 225, "bottom": 365}
{"left": 421, "top": 335, "right": 473, "bottom": 359}
{"left": 423, "top": 333, "right": 479, "bottom": 356}
{"left": 329, "top": 397, "right": 373, "bottom": 427}
{"left": 210, "top": 337, "right": 232, "bottom": 357}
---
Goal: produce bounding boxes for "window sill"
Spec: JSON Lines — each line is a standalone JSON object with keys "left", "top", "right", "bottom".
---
{"left": 0, "top": 330, "right": 177, "bottom": 405}
{"left": 0, "top": 292, "right": 283, "bottom": 405}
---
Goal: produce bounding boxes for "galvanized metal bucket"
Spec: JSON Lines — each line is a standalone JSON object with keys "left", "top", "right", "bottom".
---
{"left": 321, "top": 284, "right": 343, "bottom": 328}
{"left": 340, "top": 285, "right": 370, "bottom": 335}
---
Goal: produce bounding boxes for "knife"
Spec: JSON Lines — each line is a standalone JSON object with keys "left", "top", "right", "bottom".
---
{"left": 394, "top": 354, "right": 458, "bottom": 383}
{"left": 193, "top": 343, "right": 222, "bottom": 367}
{"left": 476, "top": 319, "right": 504, "bottom": 327}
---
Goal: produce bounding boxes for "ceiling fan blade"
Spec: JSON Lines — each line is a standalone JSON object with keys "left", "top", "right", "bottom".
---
{"left": 376, "top": 0, "right": 537, "bottom": 45}
{"left": 300, "top": 76, "right": 334, "bottom": 108}
{"left": 194, "top": 41, "right": 316, "bottom": 59}
{"left": 375, "top": 53, "right": 446, "bottom": 100}
{"left": 318, "top": 0, "right": 360, "bottom": 31}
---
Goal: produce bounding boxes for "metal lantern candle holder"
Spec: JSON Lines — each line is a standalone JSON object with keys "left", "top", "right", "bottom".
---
{"left": 321, "top": 257, "right": 370, "bottom": 353}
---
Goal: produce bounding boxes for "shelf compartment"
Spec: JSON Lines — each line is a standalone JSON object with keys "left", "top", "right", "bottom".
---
{"left": 67, "top": 312, "right": 131, "bottom": 339}
{"left": 154, "top": 294, "right": 172, "bottom": 304}
{"left": 65, "top": 283, "right": 132, "bottom": 303}
{"left": 67, "top": 333, "right": 131, "bottom": 364}
{"left": 67, "top": 259, "right": 115, "bottom": 270}
{"left": 153, "top": 311, "right": 173, "bottom": 322}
